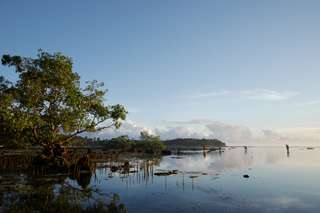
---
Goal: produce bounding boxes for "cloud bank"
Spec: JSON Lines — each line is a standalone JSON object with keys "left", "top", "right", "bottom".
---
{"left": 189, "top": 89, "right": 300, "bottom": 101}
{"left": 87, "top": 119, "right": 320, "bottom": 146}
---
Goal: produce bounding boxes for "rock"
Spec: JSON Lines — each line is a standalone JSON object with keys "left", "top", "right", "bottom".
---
{"left": 243, "top": 174, "right": 249, "bottom": 178}
{"left": 161, "top": 150, "right": 172, "bottom": 155}
{"left": 123, "top": 161, "right": 130, "bottom": 167}
{"left": 111, "top": 166, "right": 119, "bottom": 172}
{"left": 154, "top": 170, "right": 178, "bottom": 176}
{"left": 171, "top": 156, "right": 184, "bottom": 159}
{"left": 154, "top": 172, "right": 170, "bottom": 176}
{"left": 172, "top": 170, "right": 178, "bottom": 174}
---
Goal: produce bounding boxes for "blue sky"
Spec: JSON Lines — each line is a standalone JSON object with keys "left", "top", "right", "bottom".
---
{"left": 1, "top": 0, "right": 320, "bottom": 143}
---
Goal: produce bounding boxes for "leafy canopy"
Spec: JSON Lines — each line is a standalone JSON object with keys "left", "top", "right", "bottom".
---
{"left": 138, "top": 131, "right": 165, "bottom": 153}
{"left": 0, "top": 50, "right": 127, "bottom": 148}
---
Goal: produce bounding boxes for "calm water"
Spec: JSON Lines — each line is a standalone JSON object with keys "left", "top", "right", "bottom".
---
{"left": 1, "top": 147, "right": 320, "bottom": 212}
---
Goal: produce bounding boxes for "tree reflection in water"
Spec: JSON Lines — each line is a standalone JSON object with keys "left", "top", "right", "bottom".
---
{"left": 0, "top": 155, "right": 162, "bottom": 212}
{"left": 0, "top": 170, "right": 126, "bottom": 213}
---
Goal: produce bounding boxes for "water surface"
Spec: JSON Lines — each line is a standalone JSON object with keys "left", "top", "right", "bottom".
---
{"left": 1, "top": 147, "right": 320, "bottom": 212}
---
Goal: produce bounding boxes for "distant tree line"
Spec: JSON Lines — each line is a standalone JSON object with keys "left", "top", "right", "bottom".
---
{"left": 68, "top": 131, "right": 166, "bottom": 155}
{"left": 163, "top": 138, "right": 225, "bottom": 149}
{"left": 68, "top": 133, "right": 226, "bottom": 154}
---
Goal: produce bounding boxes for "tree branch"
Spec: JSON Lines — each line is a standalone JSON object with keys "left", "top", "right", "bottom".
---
{"left": 58, "top": 121, "right": 115, "bottom": 145}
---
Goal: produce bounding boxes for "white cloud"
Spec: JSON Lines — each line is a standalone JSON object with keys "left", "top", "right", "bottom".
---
{"left": 190, "top": 89, "right": 300, "bottom": 101}
{"left": 154, "top": 125, "right": 212, "bottom": 139}
{"left": 241, "top": 89, "right": 299, "bottom": 101}
{"left": 298, "top": 100, "right": 320, "bottom": 106}
{"left": 85, "top": 120, "right": 153, "bottom": 139}
{"left": 89, "top": 119, "right": 320, "bottom": 146}
{"left": 205, "top": 122, "right": 253, "bottom": 143}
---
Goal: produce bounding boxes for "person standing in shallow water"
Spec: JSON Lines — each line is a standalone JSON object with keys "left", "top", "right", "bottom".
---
{"left": 286, "top": 144, "right": 290, "bottom": 157}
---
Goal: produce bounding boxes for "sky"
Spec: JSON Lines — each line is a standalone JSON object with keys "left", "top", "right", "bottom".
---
{"left": 1, "top": 0, "right": 320, "bottom": 145}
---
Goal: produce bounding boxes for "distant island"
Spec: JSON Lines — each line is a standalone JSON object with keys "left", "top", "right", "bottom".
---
{"left": 70, "top": 136, "right": 226, "bottom": 153}
{"left": 163, "top": 138, "right": 225, "bottom": 150}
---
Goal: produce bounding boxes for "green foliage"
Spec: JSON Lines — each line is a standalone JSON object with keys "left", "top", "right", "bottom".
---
{"left": 133, "top": 131, "right": 166, "bottom": 154}
{"left": 106, "top": 135, "right": 133, "bottom": 151}
{"left": 0, "top": 50, "right": 127, "bottom": 149}
{"left": 139, "top": 130, "right": 160, "bottom": 141}
{"left": 163, "top": 138, "right": 225, "bottom": 149}
{"left": 88, "top": 132, "right": 166, "bottom": 155}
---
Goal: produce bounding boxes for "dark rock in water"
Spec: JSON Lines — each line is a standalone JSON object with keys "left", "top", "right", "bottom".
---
{"left": 154, "top": 170, "right": 178, "bottom": 176}
{"left": 123, "top": 161, "right": 130, "bottom": 171}
{"left": 109, "top": 162, "right": 133, "bottom": 174}
{"left": 171, "top": 156, "right": 184, "bottom": 159}
{"left": 172, "top": 170, "right": 178, "bottom": 174}
{"left": 243, "top": 174, "right": 249, "bottom": 178}
{"left": 111, "top": 166, "right": 119, "bottom": 172}
{"left": 189, "top": 175, "right": 199, "bottom": 179}
{"left": 161, "top": 150, "right": 172, "bottom": 155}
{"left": 154, "top": 172, "right": 169, "bottom": 176}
